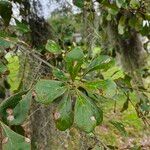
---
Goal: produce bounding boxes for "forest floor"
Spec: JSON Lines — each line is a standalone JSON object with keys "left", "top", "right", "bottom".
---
{"left": 96, "top": 99, "right": 150, "bottom": 149}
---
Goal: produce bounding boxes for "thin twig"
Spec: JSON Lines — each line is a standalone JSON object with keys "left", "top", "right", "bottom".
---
{"left": 18, "top": 45, "right": 55, "bottom": 69}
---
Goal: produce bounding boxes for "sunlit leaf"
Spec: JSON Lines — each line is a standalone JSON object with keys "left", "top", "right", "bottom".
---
{"left": 85, "top": 55, "right": 115, "bottom": 74}
{"left": 84, "top": 79, "right": 117, "bottom": 99}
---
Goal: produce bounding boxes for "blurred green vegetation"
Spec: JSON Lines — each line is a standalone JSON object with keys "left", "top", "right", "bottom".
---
{"left": 6, "top": 55, "right": 20, "bottom": 92}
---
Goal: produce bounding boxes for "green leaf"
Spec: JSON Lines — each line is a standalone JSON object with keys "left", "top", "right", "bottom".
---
{"left": 0, "top": 31, "right": 11, "bottom": 38}
{"left": 35, "top": 80, "right": 67, "bottom": 104}
{"left": 55, "top": 91, "right": 73, "bottom": 131}
{"left": 84, "top": 79, "right": 117, "bottom": 99}
{"left": 65, "top": 47, "right": 84, "bottom": 80}
{"left": 128, "top": 16, "right": 137, "bottom": 29}
{"left": 140, "top": 102, "right": 150, "bottom": 112}
{"left": 65, "top": 47, "right": 84, "bottom": 62}
{"left": 0, "top": 122, "right": 30, "bottom": 150}
{"left": 110, "top": 121, "right": 127, "bottom": 136}
{"left": 118, "top": 16, "right": 126, "bottom": 35}
{"left": 11, "top": 125, "right": 25, "bottom": 136}
{"left": 73, "top": 0, "right": 84, "bottom": 8}
{"left": 0, "top": 38, "right": 11, "bottom": 48}
{"left": 0, "top": 85, "right": 6, "bottom": 99}
{"left": 85, "top": 55, "right": 115, "bottom": 74}
{"left": 123, "top": 74, "right": 132, "bottom": 88}
{"left": 139, "top": 94, "right": 150, "bottom": 112}
{"left": 74, "top": 91, "right": 103, "bottom": 133}
{"left": 45, "top": 40, "right": 61, "bottom": 54}
{"left": 0, "top": 91, "right": 28, "bottom": 124}
{"left": 15, "top": 19, "right": 30, "bottom": 33}
{"left": 0, "top": 1, "right": 12, "bottom": 26}
{"left": 116, "top": 0, "right": 126, "bottom": 8}
{"left": 121, "top": 98, "right": 129, "bottom": 112}
{"left": 107, "top": 7, "right": 119, "bottom": 15}
{"left": 11, "top": 0, "right": 22, "bottom": 4}
{"left": 52, "top": 68, "right": 68, "bottom": 81}
{"left": 0, "top": 61, "right": 8, "bottom": 75}
{"left": 130, "top": 0, "right": 140, "bottom": 9}
{"left": 9, "top": 91, "right": 32, "bottom": 125}
{"left": 0, "top": 37, "right": 17, "bottom": 48}
{"left": 102, "top": 66, "right": 124, "bottom": 80}
{"left": 106, "top": 14, "right": 112, "bottom": 21}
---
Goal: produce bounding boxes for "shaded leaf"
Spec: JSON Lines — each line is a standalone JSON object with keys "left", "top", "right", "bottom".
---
{"left": 55, "top": 91, "right": 73, "bottom": 131}
{"left": 4, "top": 79, "right": 11, "bottom": 89}
{"left": 123, "top": 74, "right": 132, "bottom": 87}
{"left": 9, "top": 91, "right": 32, "bottom": 125}
{"left": 121, "top": 98, "right": 129, "bottom": 112}
{"left": 130, "top": 0, "right": 140, "bottom": 9}
{"left": 0, "top": 85, "right": 6, "bottom": 99}
{"left": 0, "top": 91, "right": 28, "bottom": 124}
{"left": 118, "top": 16, "right": 126, "bottom": 35}
{"left": 73, "top": 0, "right": 84, "bottom": 8}
{"left": 74, "top": 91, "right": 103, "bottom": 133}
{"left": 65, "top": 47, "right": 84, "bottom": 80}
{"left": 139, "top": 94, "right": 150, "bottom": 112}
{"left": 0, "top": 122, "right": 30, "bottom": 150}
{"left": 45, "top": 40, "right": 61, "bottom": 54}
{"left": 0, "top": 1, "right": 12, "bottom": 26}
{"left": 140, "top": 102, "right": 150, "bottom": 112}
{"left": 116, "top": 0, "right": 126, "bottom": 8}
{"left": 52, "top": 68, "right": 68, "bottom": 81}
{"left": 110, "top": 121, "right": 127, "bottom": 136}
{"left": 11, "top": 125, "right": 25, "bottom": 136}
{"left": 0, "top": 61, "right": 8, "bottom": 75}
{"left": 15, "top": 19, "right": 30, "bottom": 33}
{"left": 0, "top": 38, "right": 10, "bottom": 48}
{"left": 0, "top": 37, "right": 17, "bottom": 49}
{"left": 107, "top": 7, "right": 119, "bottom": 15}
{"left": 107, "top": 145, "right": 118, "bottom": 150}
{"left": 35, "top": 80, "right": 67, "bottom": 104}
